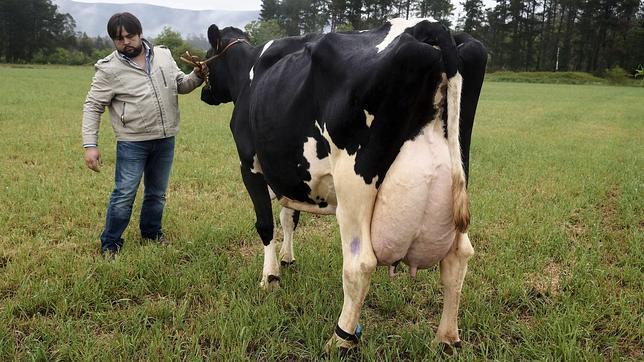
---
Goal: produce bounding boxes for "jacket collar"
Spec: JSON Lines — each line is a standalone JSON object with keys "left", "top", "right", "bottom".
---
{"left": 116, "top": 38, "right": 153, "bottom": 72}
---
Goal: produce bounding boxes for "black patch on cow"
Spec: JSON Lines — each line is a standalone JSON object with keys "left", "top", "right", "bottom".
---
{"left": 199, "top": 21, "right": 486, "bottom": 245}
{"left": 453, "top": 32, "right": 487, "bottom": 185}
{"left": 252, "top": 24, "right": 446, "bottom": 189}
{"left": 292, "top": 210, "right": 300, "bottom": 229}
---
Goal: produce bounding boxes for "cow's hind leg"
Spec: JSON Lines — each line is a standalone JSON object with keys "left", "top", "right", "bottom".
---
{"left": 279, "top": 207, "right": 299, "bottom": 266}
{"left": 325, "top": 155, "right": 378, "bottom": 351}
{"left": 240, "top": 165, "right": 280, "bottom": 289}
{"left": 434, "top": 232, "right": 474, "bottom": 347}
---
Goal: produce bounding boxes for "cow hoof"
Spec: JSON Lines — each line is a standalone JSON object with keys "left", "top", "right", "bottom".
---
{"left": 441, "top": 342, "right": 461, "bottom": 355}
{"left": 324, "top": 334, "right": 358, "bottom": 354}
{"left": 260, "top": 275, "right": 281, "bottom": 290}
{"left": 280, "top": 260, "right": 295, "bottom": 267}
{"left": 432, "top": 337, "right": 462, "bottom": 355}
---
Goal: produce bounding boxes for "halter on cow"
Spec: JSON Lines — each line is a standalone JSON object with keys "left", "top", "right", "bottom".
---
{"left": 199, "top": 18, "right": 487, "bottom": 350}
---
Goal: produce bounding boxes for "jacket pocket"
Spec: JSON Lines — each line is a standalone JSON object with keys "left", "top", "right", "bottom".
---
{"left": 160, "top": 68, "right": 168, "bottom": 87}
{"left": 114, "top": 100, "right": 149, "bottom": 134}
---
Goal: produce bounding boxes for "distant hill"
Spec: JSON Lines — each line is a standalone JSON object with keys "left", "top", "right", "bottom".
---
{"left": 52, "top": 0, "right": 259, "bottom": 39}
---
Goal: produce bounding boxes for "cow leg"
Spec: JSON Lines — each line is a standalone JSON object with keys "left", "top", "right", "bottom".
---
{"left": 325, "top": 156, "right": 378, "bottom": 351}
{"left": 240, "top": 165, "right": 279, "bottom": 289}
{"left": 279, "top": 207, "right": 299, "bottom": 266}
{"left": 434, "top": 232, "right": 474, "bottom": 347}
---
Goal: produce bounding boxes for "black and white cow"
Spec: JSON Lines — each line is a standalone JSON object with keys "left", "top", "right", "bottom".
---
{"left": 201, "top": 18, "right": 487, "bottom": 350}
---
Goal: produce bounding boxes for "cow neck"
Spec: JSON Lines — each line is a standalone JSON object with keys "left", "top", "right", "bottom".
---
{"left": 223, "top": 42, "right": 255, "bottom": 102}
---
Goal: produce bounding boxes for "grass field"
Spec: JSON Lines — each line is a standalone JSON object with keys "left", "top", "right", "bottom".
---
{"left": 0, "top": 64, "right": 642, "bottom": 360}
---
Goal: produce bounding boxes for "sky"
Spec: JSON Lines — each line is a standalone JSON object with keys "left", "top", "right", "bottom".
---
{"left": 72, "top": 0, "right": 262, "bottom": 11}
{"left": 69, "top": 0, "right": 492, "bottom": 21}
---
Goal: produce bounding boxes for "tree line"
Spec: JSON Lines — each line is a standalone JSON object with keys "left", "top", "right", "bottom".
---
{"left": 0, "top": 0, "right": 205, "bottom": 69}
{"left": 255, "top": 0, "right": 643, "bottom": 74}
{"left": 1, "top": 0, "right": 642, "bottom": 75}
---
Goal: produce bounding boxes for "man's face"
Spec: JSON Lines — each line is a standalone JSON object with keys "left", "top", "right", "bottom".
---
{"left": 113, "top": 27, "right": 143, "bottom": 57}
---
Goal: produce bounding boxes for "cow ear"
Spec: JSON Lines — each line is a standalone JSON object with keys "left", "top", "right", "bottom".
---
{"left": 208, "top": 24, "right": 221, "bottom": 49}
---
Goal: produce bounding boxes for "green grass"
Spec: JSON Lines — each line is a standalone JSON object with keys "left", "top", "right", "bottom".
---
{"left": 0, "top": 64, "right": 642, "bottom": 360}
{"left": 486, "top": 70, "right": 644, "bottom": 86}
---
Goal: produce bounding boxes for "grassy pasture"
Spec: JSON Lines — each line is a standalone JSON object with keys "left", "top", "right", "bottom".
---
{"left": 0, "top": 64, "right": 642, "bottom": 360}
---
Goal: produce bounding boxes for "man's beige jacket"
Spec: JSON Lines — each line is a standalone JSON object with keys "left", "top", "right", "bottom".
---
{"left": 82, "top": 42, "right": 203, "bottom": 146}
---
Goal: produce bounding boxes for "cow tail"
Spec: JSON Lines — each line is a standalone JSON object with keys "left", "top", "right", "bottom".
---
{"left": 420, "top": 21, "right": 470, "bottom": 232}
{"left": 446, "top": 71, "right": 470, "bottom": 233}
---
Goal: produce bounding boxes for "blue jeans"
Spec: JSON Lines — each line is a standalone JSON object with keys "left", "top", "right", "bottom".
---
{"left": 100, "top": 137, "right": 175, "bottom": 252}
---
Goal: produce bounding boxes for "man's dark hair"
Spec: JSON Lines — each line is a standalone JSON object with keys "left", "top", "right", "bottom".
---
{"left": 107, "top": 12, "right": 142, "bottom": 40}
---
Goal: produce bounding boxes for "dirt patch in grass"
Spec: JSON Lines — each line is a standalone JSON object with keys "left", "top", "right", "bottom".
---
{"left": 597, "top": 185, "right": 633, "bottom": 267}
{"left": 234, "top": 239, "right": 261, "bottom": 260}
{"left": 564, "top": 208, "right": 588, "bottom": 242}
{"left": 527, "top": 262, "right": 562, "bottom": 298}
{"left": 600, "top": 186, "right": 622, "bottom": 233}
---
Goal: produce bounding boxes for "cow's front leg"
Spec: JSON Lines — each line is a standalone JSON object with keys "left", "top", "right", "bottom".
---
{"left": 279, "top": 207, "right": 299, "bottom": 266}
{"left": 434, "top": 232, "right": 474, "bottom": 347}
{"left": 325, "top": 155, "right": 378, "bottom": 351}
{"left": 240, "top": 165, "right": 279, "bottom": 289}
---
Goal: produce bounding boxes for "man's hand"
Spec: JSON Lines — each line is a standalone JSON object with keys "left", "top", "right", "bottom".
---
{"left": 194, "top": 63, "right": 208, "bottom": 79}
{"left": 84, "top": 147, "right": 101, "bottom": 172}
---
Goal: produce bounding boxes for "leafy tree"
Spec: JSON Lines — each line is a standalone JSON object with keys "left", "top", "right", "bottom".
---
{"left": 154, "top": 26, "right": 184, "bottom": 50}
{"left": 416, "top": 0, "right": 455, "bottom": 24}
{"left": 461, "top": 0, "right": 485, "bottom": 37}
{"left": 154, "top": 26, "right": 204, "bottom": 72}
{"left": 260, "top": 0, "right": 281, "bottom": 21}
{"left": 245, "top": 20, "right": 286, "bottom": 45}
{"left": 77, "top": 32, "right": 95, "bottom": 55}
{"left": 335, "top": 22, "right": 355, "bottom": 32}
{"left": 0, "top": 0, "right": 75, "bottom": 62}
{"left": 301, "top": 0, "right": 329, "bottom": 33}
{"left": 329, "top": 0, "right": 349, "bottom": 31}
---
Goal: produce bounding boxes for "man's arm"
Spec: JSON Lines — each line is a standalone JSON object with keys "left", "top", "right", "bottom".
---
{"left": 82, "top": 66, "right": 114, "bottom": 172}
{"left": 174, "top": 59, "right": 205, "bottom": 94}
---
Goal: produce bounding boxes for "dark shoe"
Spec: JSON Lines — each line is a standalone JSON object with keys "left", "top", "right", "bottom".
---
{"left": 157, "top": 234, "right": 171, "bottom": 246}
{"left": 145, "top": 234, "right": 171, "bottom": 246}
{"left": 101, "top": 248, "right": 119, "bottom": 260}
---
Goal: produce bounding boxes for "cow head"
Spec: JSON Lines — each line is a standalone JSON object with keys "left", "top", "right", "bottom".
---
{"left": 200, "top": 24, "right": 250, "bottom": 106}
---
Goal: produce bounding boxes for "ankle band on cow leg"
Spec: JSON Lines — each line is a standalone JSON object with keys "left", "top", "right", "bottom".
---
{"left": 335, "top": 324, "right": 360, "bottom": 343}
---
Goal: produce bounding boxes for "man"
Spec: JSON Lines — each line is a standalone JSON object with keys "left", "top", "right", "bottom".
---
{"left": 82, "top": 12, "right": 206, "bottom": 258}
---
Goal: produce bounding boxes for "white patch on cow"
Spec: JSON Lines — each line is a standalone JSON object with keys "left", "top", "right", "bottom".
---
{"left": 302, "top": 135, "right": 336, "bottom": 206}
{"left": 328, "top": 147, "right": 379, "bottom": 346}
{"left": 261, "top": 239, "right": 280, "bottom": 290}
{"left": 315, "top": 121, "right": 331, "bottom": 147}
{"left": 260, "top": 40, "right": 274, "bottom": 57}
{"left": 279, "top": 208, "right": 296, "bottom": 264}
{"left": 376, "top": 17, "right": 438, "bottom": 53}
{"left": 364, "top": 110, "right": 375, "bottom": 128}
{"left": 435, "top": 232, "right": 474, "bottom": 345}
{"left": 434, "top": 73, "right": 447, "bottom": 115}
{"left": 446, "top": 72, "right": 469, "bottom": 232}
{"left": 249, "top": 40, "right": 275, "bottom": 82}
{"left": 250, "top": 154, "right": 263, "bottom": 174}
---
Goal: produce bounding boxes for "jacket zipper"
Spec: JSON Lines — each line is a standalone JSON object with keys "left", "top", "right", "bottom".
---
{"left": 120, "top": 103, "right": 126, "bottom": 127}
{"left": 148, "top": 71, "right": 167, "bottom": 137}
